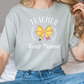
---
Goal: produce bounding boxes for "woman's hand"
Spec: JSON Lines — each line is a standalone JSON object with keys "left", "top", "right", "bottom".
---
{"left": 73, "top": 2, "right": 84, "bottom": 17}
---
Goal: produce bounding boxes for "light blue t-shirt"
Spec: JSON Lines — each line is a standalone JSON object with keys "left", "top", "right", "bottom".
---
{"left": 0, "top": 1, "right": 80, "bottom": 71}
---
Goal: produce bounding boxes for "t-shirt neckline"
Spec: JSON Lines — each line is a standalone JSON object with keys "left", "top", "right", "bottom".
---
{"left": 30, "top": 1, "right": 56, "bottom": 12}
{"left": 18, "top": 1, "right": 56, "bottom": 12}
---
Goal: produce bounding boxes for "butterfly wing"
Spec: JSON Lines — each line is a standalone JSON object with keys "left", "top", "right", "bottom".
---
{"left": 36, "top": 25, "right": 44, "bottom": 37}
{"left": 45, "top": 25, "right": 53, "bottom": 38}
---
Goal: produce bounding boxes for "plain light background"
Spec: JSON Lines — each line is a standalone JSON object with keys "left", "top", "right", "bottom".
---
{"left": 0, "top": 0, "right": 83, "bottom": 33}
{"left": 0, "top": 0, "right": 20, "bottom": 33}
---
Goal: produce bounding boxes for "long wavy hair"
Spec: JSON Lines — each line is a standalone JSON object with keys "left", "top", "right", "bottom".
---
{"left": 20, "top": 0, "right": 84, "bottom": 43}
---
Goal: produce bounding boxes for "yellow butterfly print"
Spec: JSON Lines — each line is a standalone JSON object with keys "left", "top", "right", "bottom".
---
{"left": 35, "top": 25, "right": 53, "bottom": 41}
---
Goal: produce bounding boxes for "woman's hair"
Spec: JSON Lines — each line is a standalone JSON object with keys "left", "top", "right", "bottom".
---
{"left": 20, "top": 0, "right": 84, "bottom": 43}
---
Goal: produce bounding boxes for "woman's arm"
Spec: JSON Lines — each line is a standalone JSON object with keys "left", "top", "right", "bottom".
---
{"left": 0, "top": 7, "right": 16, "bottom": 75}
{"left": 0, "top": 49, "right": 9, "bottom": 76}
{"left": 71, "top": 2, "right": 84, "bottom": 61}
{"left": 71, "top": 40, "right": 84, "bottom": 61}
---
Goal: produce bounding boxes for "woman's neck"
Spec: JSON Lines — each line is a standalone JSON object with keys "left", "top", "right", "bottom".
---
{"left": 32, "top": 0, "right": 53, "bottom": 9}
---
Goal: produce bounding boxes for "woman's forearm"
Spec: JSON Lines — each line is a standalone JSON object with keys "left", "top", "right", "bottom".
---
{"left": 75, "top": 40, "right": 84, "bottom": 61}
{"left": 0, "top": 50, "right": 9, "bottom": 76}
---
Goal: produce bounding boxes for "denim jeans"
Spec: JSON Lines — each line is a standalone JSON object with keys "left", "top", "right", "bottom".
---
{"left": 0, "top": 65, "right": 84, "bottom": 84}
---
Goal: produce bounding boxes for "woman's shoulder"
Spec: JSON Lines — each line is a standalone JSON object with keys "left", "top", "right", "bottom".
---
{"left": 9, "top": 4, "right": 22, "bottom": 12}
{"left": 6, "top": 4, "right": 24, "bottom": 17}
{"left": 55, "top": 1, "right": 71, "bottom": 13}
{"left": 5, "top": 4, "right": 21, "bottom": 20}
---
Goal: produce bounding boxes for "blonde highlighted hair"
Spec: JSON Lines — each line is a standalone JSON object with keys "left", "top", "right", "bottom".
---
{"left": 20, "top": 0, "right": 84, "bottom": 43}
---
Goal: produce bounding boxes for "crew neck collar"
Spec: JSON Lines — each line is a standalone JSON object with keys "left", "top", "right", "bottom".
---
{"left": 30, "top": 1, "right": 56, "bottom": 12}
{"left": 18, "top": 1, "right": 57, "bottom": 12}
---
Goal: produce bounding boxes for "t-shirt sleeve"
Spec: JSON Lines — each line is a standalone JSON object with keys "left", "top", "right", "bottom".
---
{"left": 68, "top": 14, "right": 80, "bottom": 48}
{"left": 0, "top": 9, "right": 16, "bottom": 54}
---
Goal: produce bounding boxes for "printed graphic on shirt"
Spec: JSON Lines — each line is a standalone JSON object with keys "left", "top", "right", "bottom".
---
{"left": 31, "top": 25, "right": 57, "bottom": 41}
{"left": 28, "top": 16, "right": 61, "bottom": 49}
{"left": 35, "top": 25, "right": 53, "bottom": 41}
{"left": 30, "top": 16, "right": 58, "bottom": 42}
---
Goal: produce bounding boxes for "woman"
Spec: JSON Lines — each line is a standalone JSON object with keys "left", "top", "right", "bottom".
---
{"left": 0, "top": 0, "right": 84, "bottom": 84}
